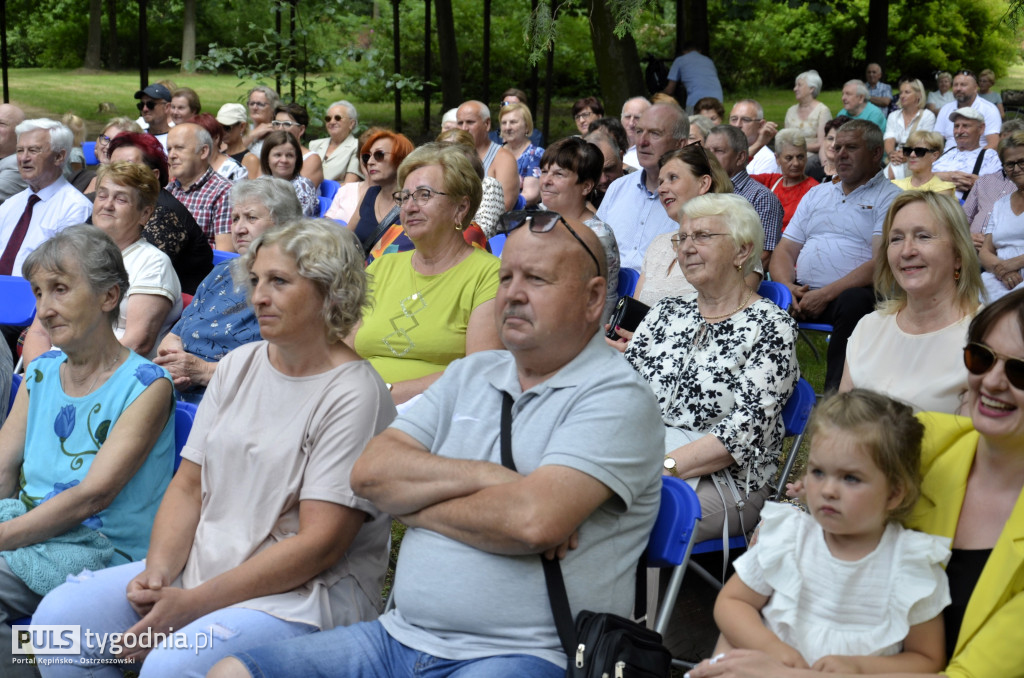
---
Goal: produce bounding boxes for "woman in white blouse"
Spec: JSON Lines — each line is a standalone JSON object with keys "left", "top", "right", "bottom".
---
{"left": 885, "top": 79, "right": 937, "bottom": 180}
{"left": 841, "top": 191, "right": 982, "bottom": 413}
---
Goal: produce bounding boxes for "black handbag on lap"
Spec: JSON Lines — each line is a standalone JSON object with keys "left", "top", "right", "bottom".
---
{"left": 500, "top": 394, "right": 672, "bottom": 678}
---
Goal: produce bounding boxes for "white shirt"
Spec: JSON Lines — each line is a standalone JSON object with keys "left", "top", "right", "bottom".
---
{"left": 934, "top": 97, "right": 1002, "bottom": 149}
{"left": 116, "top": 239, "right": 183, "bottom": 358}
{"left": 932, "top": 146, "right": 1003, "bottom": 200}
{"left": 883, "top": 108, "right": 937, "bottom": 144}
{"left": 596, "top": 170, "right": 677, "bottom": 271}
{"left": 783, "top": 171, "right": 901, "bottom": 289}
{"left": 0, "top": 177, "right": 92, "bottom": 277}
{"left": 746, "top": 145, "right": 781, "bottom": 175}
{"left": 623, "top": 146, "right": 641, "bottom": 171}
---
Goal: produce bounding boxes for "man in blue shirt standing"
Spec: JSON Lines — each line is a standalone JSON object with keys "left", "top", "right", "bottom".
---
{"left": 661, "top": 43, "right": 723, "bottom": 112}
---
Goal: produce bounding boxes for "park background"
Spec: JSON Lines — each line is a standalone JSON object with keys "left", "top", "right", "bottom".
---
{"left": 2, "top": 0, "right": 1023, "bottom": 144}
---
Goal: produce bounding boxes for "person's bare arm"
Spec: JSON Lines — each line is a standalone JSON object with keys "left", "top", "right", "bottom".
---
{"left": 242, "top": 154, "right": 261, "bottom": 180}
{"left": 812, "top": 616, "right": 945, "bottom": 674}
{"left": 838, "top": 359, "right": 854, "bottom": 393}
{"left": 521, "top": 176, "right": 541, "bottom": 207}
{"left": 933, "top": 171, "right": 977, "bottom": 193}
{"left": 869, "top": 94, "right": 892, "bottom": 108}
{"left": 214, "top": 233, "right": 235, "bottom": 252}
{"left": 0, "top": 379, "right": 172, "bottom": 551}
{"left": 715, "top": 574, "right": 809, "bottom": 668}
{"left": 768, "top": 238, "right": 807, "bottom": 313}
{"left": 0, "top": 383, "right": 29, "bottom": 499}
{"left": 300, "top": 153, "right": 324, "bottom": 188}
{"left": 351, "top": 428, "right": 522, "bottom": 516}
{"left": 464, "top": 299, "right": 503, "bottom": 354}
{"left": 747, "top": 121, "right": 778, "bottom": 158}
{"left": 661, "top": 80, "right": 678, "bottom": 96}
{"left": 343, "top": 172, "right": 362, "bottom": 183}
{"left": 490, "top": 149, "right": 521, "bottom": 211}
{"left": 120, "top": 294, "right": 173, "bottom": 357}
{"left": 665, "top": 434, "right": 735, "bottom": 479}
{"left": 985, "top": 132, "right": 1000, "bottom": 150}
{"left": 20, "top": 316, "right": 52, "bottom": 367}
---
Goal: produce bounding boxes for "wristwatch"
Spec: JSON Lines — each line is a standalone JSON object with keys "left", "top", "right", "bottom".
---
{"left": 663, "top": 456, "right": 679, "bottom": 477}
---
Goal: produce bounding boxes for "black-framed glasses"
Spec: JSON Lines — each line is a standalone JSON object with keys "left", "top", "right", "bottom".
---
{"left": 496, "top": 210, "right": 603, "bottom": 278}
{"left": 964, "top": 342, "right": 1024, "bottom": 389}
{"left": 362, "top": 150, "right": 391, "bottom": 165}
{"left": 137, "top": 100, "right": 162, "bottom": 111}
{"left": 393, "top": 187, "right": 448, "bottom": 207}
{"left": 902, "top": 146, "right": 937, "bottom": 157}
{"left": 670, "top": 231, "right": 730, "bottom": 248}
{"left": 574, "top": 111, "right": 596, "bottom": 121}
{"left": 1003, "top": 159, "right": 1024, "bottom": 173}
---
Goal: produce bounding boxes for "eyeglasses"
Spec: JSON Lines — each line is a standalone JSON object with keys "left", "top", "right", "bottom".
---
{"left": 393, "top": 187, "right": 448, "bottom": 207}
{"left": 137, "top": 100, "right": 162, "bottom": 111}
{"left": 271, "top": 120, "right": 299, "bottom": 129}
{"left": 96, "top": 135, "right": 113, "bottom": 147}
{"left": 495, "top": 210, "right": 602, "bottom": 278}
{"left": 326, "top": 114, "right": 349, "bottom": 123}
{"left": 729, "top": 116, "right": 761, "bottom": 125}
{"left": 964, "top": 342, "right": 1024, "bottom": 390}
{"left": 362, "top": 150, "right": 391, "bottom": 165}
{"left": 574, "top": 111, "right": 596, "bottom": 121}
{"left": 248, "top": 100, "right": 268, "bottom": 108}
{"left": 1003, "top": 159, "right": 1024, "bottom": 173}
{"left": 670, "top": 231, "right": 730, "bottom": 248}
{"left": 902, "top": 146, "right": 938, "bottom": 157}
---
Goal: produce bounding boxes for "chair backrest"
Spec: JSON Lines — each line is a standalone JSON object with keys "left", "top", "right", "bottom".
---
{"left": 319, "top": 195, "right": 333, "bottom": 217}
{"left": 757, "top": 280, "right": 792, "bottom": 311}
{"left": 782, "top": 377, "right": 815, "bottom": 438}
{"left": 6, "top": 373, "right": 21, "bottom": 418}
{"left": 646, "top": 476, "right": 702, "bottom": 569}
{"left": 319, "top": 179, "right": 341, "bottom": 201}
{"left": 82, "top": 141, "right": 98, "bottom": 166}
{"left": 0, "top": 275, "right": 36, "bottom": 326}
{"left": 617, "top": 268, "right": 640, "bottom": 298}
{"left": 212, "top": 250, "right": 240, "bottom": 266}
{"left": 174, "top": 401, "right": 198, "bottom": 472}
{"left": 488, "top": 233, "right": 507, "bottom": 257}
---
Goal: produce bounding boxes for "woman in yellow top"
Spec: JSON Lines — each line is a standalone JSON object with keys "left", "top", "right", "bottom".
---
{"left": 351, "top": 144, "right": 503, "bottom": 404}
{"left": 890, "top": 131, "right": 956, "bottom": 197}
{"left": 687, "top": 289, "right": 1024, "bottom": 678}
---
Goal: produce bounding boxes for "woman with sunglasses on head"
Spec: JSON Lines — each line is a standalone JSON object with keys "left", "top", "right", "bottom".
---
{"left": 884, "top": 79, "right": 936, "bottom": 181}
{"left": 260, "top": 131, "right": 319, "bottom": 217}
{"left": 981, "top": 131, "right": 1024, "bottom": 301}
{"left": 343, "top": 129, "right": 415, "bottom": 262}
{"left": 841, "top": 191, "right": 981, "bottom": 413}
{"left": 350, "top": 144, "right": 503, "bottom": 405}
{"left": 537, "top": 137, "right": 619, "bottom": 322}
{"left": 889, "top": 130, "right": 955, "bottom": 196}
{"left": 689, "top": 290, "right": 1024, "bottom": 678}
{"left": 81, "top": 117, "right": 143, "bottom": 195}
{"left": 270, "top": 103, "right": 324, "bottom": 188}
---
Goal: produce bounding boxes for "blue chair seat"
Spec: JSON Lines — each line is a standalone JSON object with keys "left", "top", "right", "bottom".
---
{"left": 0, "top": 275, "right": 35, "bottom": 326}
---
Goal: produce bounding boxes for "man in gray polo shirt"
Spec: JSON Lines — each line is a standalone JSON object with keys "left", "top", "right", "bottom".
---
{"left": 214, "top": 216, "right": 665, "bottom": 678}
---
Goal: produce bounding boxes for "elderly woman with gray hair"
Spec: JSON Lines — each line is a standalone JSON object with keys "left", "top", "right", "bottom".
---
{"left": 751, "top": 128, "right": 819, "bottom": 230}
{"left": 784, "top": 70, "right": 831, "bottom": 158}
{"left": 34, "top": 219, "right": 396, "bottom": 677}
{"left": 624, "top": 193, "right": 799, "bottom": 541}
{"left": 310, "top": 100, "right": 362, "bottom": 183}
{"left": 155, "top": 177, "right": 303, "bottom": 403}
{"left": 0, "top": 224, "right": 174, "bottom": 677}
{"left": 243, "top": 84, "right": 280, "bottom": 158}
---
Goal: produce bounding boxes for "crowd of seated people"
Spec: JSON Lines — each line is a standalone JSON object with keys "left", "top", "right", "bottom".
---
{"left": 2, "top": 61, "right": 1024, "bottom": 678}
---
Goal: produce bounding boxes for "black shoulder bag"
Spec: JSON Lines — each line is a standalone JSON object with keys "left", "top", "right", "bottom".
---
{"left": 500, "top": 393, "right": 672, "bottom": 678}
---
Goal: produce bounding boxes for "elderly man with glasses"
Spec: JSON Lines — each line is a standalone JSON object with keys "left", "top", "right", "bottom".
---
{"left": 730, "top": 99, "right": 782, "bottom": 175}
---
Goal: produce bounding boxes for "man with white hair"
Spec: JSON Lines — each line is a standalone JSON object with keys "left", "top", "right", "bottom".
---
{"left": 166, "top": 122, "right": 233, "bottom": 251}
{"left": 584, "top": 131, "right": 624, "bottom": 208}
{"left": 932, "top": 107, "right": 1002, "bottom": 200}
{"left": 456, "top": 100, "right": 519, "bottom": 210}
{"left": 837, "top": 79, "right": 887, "bottom": 133}
{"left": 934, "top": 70, "right": 1001, "bottom": 150}
{"left": 730, "top": 99, "right": 781, "bottom": 175}
{"left": 0, "top": 119, "right": 91, "bottom": 277}
{"left": 620, "top": 96, "right": 650, "bottom": 170}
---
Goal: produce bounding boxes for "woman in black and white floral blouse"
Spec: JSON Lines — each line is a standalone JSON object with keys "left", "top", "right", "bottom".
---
{"left": 622, "top": 193, "right": 799, "bottom": 542}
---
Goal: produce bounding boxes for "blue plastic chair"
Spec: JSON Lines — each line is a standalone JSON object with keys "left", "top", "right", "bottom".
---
{"left": 0, "top": 275, "right": 35, "bottom": 326}
{"left": 488, "top": 233, "right": 507, "bottom": 257}
{"left": 174, "top": 401, "right": 198, "bottom": 473}
{"left": 319, "top": 180, "right": 341, "bottom": 217}
{"left": 798, "top": 321, "right": 834, "bottom": 361}
{"left": 757, "top": 280, "right": 792, "bottom": 311}
{"left": 616, "top": 268, "right": 640, "bottom": 298}
{"left": 212, "top": 250, "right": 240, "bottom": 266}
{"left": 82, "top": 141, "right": 98, "bottom": 166}
{"left": 6, "top": 373, "right": 21, "bottom": 418}
{"left": 647, "top": 477, "right": 702, "bottom": 636}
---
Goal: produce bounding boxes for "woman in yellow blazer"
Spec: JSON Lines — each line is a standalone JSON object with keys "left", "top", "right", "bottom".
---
{"left": 689, "top": 288, "right": 1024, "bottom": 678}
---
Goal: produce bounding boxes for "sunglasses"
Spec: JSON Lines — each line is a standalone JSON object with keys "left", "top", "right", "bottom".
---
{"left": 902, "top": 146, "right": 938, "bottom": 157}
{"left": 361, "top": 150, "right": 390, "bottom": 165}
{"left": 136, "top": 100, "right": 162, "bottom": 111}
{"left": 496, "top": 210, "right": 602, "bottom": 278}
{"left": 964, "top": 342, "right": 1024, "bottom": 389}
{"left": 326, "top": 114, "right": 348, "bottom": 123}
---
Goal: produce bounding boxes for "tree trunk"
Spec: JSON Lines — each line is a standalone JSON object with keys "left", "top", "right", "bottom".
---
{"left": 865, "top": 0, "right": 888, "bottom": 70}
{"left": 434, "top": 0, "right": 462, "bottom": 111}
{"left": 106, "top": 0, "right": 119, "bottom": 70}
{"left": 585, "top": 0, "right": 644, "bottom": 117}
{"left": 680, "top": 0, "right": 709, "bottom": 55}
{"left": 181, "top": 0, "right": 196, "bottom": 70}
{"left": 84, "top": 0, "right": 102, "bottom": 69}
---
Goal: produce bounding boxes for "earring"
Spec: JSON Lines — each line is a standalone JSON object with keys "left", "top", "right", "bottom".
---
{"left": 954, "top": 268, "right": 961, "bottom": 281}
{"left": 454, "top": 219, "right": 463, "bottom": 232}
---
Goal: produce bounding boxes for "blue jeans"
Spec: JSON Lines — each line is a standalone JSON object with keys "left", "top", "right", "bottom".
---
{"left": 232, "top": 620, "right": 564, "bottom": 678}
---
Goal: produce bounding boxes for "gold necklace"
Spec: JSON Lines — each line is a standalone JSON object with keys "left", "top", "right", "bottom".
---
{"left": 700, "top": 286, "right": 754, "bottom": 321}
{"left": 61, "top": 345, "right": 126, "bottom": 395}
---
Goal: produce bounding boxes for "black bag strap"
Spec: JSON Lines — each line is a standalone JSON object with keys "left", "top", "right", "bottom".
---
{"left": 498, "top": 391, "right": 648, "bottom": 660}
{"left": 362, "top": 205, "right": 402, "bottom": 256}
{"left": 971, "top": 148, "right": 987, "bottom": 177}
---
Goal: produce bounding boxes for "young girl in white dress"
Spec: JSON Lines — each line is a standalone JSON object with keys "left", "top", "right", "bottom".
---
{"left": 711, "top": 389, "right": 950, "bottom": 673}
